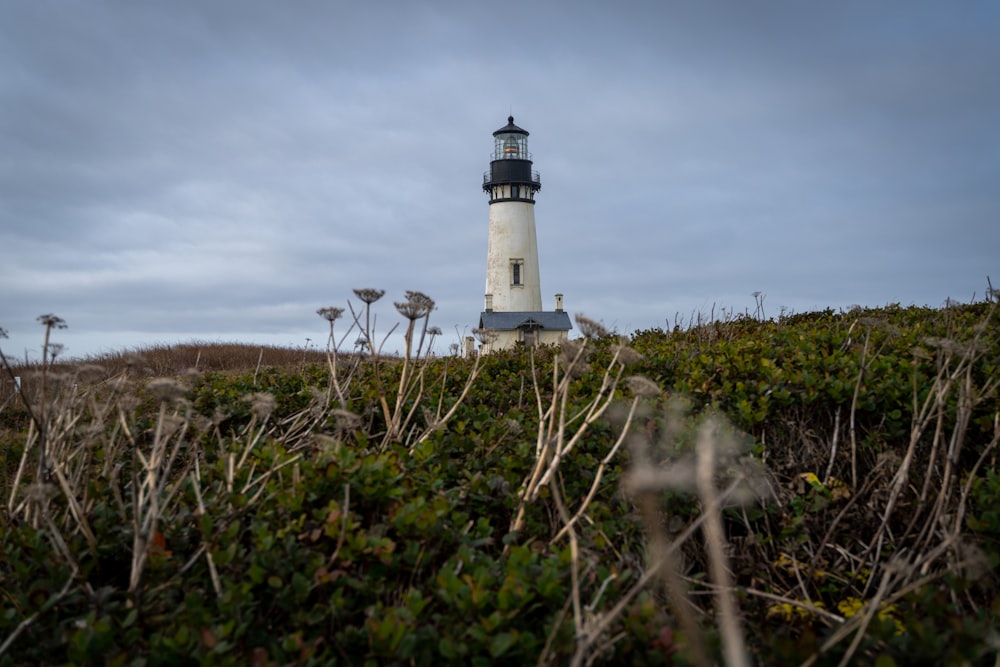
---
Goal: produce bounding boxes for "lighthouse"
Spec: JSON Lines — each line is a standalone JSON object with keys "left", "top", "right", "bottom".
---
{"left": 477, "top": 116, "right": 571, "bottom": 353}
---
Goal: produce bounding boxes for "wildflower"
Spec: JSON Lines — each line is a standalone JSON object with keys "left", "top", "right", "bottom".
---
{"left": 353, "top": 288, "right": 385, "bottom": 304}
{"left": 558, "top": 339, "right": 591, "bottom": 377}
{"left": 317, "top": 307, "right": 344, "bottom": 322}
{"left": 244, "top": 392, "right": 276, "bottom": 420}
{"left": 472, "top": 328, "right": 497, "bottom": 344}
{"left": 24, "top": 482, "right": 58, "bottom": 504}
{"left": 192, "top": 415, "right": 214, "bottom": 434}
{"left": 158, "top": 414, "right": 187, "bottom": 439}
{"left": 404, "top": 291, "right": 435, "bottom": 311}
{"left": 148, "top": 378, "right": 187, "bottom": 402}
{"left": 74, "top": 364, "right": 107, "bottom": 383}
{"left": 427, "top": 326, "right": 442, "bottom": 336}
{"left": 395, "top": 291, "right": 435, "bottom": 321}
{"left": 574, "top": 314, "right": 609, "bottom": 339}
{"left": 330, "top": 408, "right": 361, "bottom": 430}
{"left": 614, "top": 343, "right": 644, "bottom": 366}
{"left": 625, "top": 375, "right": 661, "bottom": 398}
{"left": 37, "top": 314, "right": 68, "bottom": 330}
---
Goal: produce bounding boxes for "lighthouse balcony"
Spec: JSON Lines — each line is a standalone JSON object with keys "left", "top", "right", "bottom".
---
{"left": 482, "top": 169, "right": 541, "bottom": 190}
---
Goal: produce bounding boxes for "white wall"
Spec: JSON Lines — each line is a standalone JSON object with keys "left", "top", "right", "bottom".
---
{"left": 484, "top": 198, "right": 543, "bottom": 312}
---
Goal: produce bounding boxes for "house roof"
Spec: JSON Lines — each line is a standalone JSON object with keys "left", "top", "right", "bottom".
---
{"left": 478, "top": 311, "right": 572, "bottom": 332}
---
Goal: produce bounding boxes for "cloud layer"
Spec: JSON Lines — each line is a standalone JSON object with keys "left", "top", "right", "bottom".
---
{"left": 2, "top": 1, "right": 998, "bottom": 360}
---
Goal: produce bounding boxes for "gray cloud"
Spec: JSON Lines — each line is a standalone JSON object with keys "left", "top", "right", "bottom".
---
{"left": 2, "top": 1, "right": 998, "bottom": 360}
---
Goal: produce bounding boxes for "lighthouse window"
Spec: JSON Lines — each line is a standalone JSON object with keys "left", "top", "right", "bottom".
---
{"left": 511, "top": 185, "right": 519, "bottom": 199}
{"left": 511, "top": 259, "right": 523, "bottom": 286}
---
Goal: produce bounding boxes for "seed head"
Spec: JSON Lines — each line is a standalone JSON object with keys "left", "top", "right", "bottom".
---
{"left": 330, "top": 408, "right": 361, "bottom": 430}
{"left": 625, "top": 375, "right": 661, "bottom": 398}
{"left": 427, "top": 326, "right": 442, "bottom": 336}
{"left": 404, "top": 291, "right": 435, "bottom": 311}
{"left": 37, "top": 314, "right": 68, "bottom": 330}
{"left": 353, "top": 288, "right": 385, "bottom": 304}
{"left": 148, "top": 378, "right": 187, "bottom": 402}
{"left": 24, "top": 482, "right": 58, "bottom": 504}
{"left": 74, "top": 364, "right": 107, "bottom": 383}
{"left": 614, "top": 342, "right": 644, "bottom": 366}
{"left": 574, "top": 314, "right": 609, "bottom": 339}
{"left": 317, "top": 307, "right": 344, "bottom": 322}
{"left": 395, "top": 291, "right": 435, "bottom": 321}
{"left": 472, "top": 328, "right": 498, "bottom": 344}
{"left": 558, "top": 339, "right": 593, "bottom": 377}
{"left": 244, "top": 392, "right": 277, "bottom": 420}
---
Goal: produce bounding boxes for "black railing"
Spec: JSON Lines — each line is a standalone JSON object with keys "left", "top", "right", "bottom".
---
{"left": 482, "top": 170, "right": 541, "bottom": 186}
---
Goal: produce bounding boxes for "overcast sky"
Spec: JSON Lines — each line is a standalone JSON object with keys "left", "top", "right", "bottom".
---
{"left": 2, "top": 1, "right": 998, "bottom": 361}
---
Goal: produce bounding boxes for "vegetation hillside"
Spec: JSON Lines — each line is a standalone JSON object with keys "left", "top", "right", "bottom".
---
{"left": 1, "top": 291, "right": 998, "bottom": 666}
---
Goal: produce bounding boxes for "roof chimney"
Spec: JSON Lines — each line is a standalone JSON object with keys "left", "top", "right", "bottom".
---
{"left": 555, "top": 293, "right": 564, "bottom": 312}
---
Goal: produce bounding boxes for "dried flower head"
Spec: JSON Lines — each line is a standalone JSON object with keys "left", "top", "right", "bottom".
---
{"left": 614, "top": 343, "right": 644, "bottom": 366}
{"left": 353, "top": 288, "right": 386, "bottom": 304}
{"left": 330, "top": 408, "right": 361, "bottom": 431}
{"left": 24, "top": 482, "right": 58, "bottom": 504}
{"left": 158, "top": 414, "right": 187, "bottom": 439}
{"left": 192, "top": 415, "right": 214, "bottom": 434}
{"left": 427, "top": 326, "right": 442, "bottom": 336}
{"left": 405, "top": 291, "right": 435, "bottom": 311}
{"left": 148, "top": 378, "right": 187, "bottom": 402}
{"left": 395, "top": 301, "right": 424, "bottom": 321}
{"left": 317, "top": 307, "right": 344, "bottom": 322}
{"left": 921, "top": 336, "right": 979, "bottom": 357}
{"left": 626, "top": 375, "right": 661, "bottom": 398}
{"left": 37, "top": 314, "right": 68, "bottom": 330}
{"left": 559, "top": 339, "right": 591, "bottom": 378}
{"left": 244, "top": 392, "right": 277, "bottom": 420}
{"left": 395, "top": 291, "right": 435, "bottom": 321}
{"left": 472, "top": 328, "right": 498, "bottom": 344}
{"left": 575, "top": 314, "right": 609, "bottom": 339}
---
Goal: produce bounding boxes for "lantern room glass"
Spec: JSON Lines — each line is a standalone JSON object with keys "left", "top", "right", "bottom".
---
{"left": 494, "top": 133, "right": 528, "bottom": 160}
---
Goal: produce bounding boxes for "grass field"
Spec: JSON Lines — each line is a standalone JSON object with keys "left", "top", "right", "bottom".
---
{"left": 1, "top": 293, "right": 998, "bottom": 665}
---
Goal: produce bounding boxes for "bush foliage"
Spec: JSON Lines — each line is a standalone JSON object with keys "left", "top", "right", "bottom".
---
{"left": 1, "top": 295, "right": 998, "bottom": 665}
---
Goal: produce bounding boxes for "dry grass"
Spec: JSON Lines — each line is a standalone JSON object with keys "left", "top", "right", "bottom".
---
{"left": 0, "top": 342, "right": 329, "bottom": 404}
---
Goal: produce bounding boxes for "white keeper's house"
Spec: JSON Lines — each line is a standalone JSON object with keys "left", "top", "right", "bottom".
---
{"left": 476, "top": 116, "right": 571, "bottom": 354}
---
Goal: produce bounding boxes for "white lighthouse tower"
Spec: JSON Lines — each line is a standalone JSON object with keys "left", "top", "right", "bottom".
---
{"left": 477, "top": 116, "right": 571, "bottom": 353}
